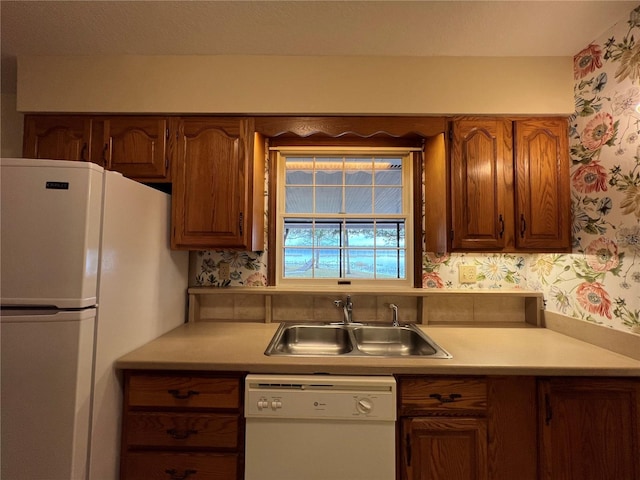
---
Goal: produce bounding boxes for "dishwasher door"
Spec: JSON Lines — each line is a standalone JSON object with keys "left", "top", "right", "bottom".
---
{"left": 244, "top": 374, "right": 396, "bottom": 480}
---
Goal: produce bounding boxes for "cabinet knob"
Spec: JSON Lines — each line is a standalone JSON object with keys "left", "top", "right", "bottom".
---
{"left": 520, "top": 214, "right": 527, "bottom": 238}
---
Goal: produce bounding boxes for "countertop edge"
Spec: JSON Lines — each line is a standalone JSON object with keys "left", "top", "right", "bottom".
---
{"left": 115, "top": 322, "right": 640, "bottom": 377}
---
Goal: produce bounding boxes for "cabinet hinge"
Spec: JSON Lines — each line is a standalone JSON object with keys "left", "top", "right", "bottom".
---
{"left": 545, "top": 393, "right": 553, "bottom": 425}
{"left": 450, "top": 229, "right": 454, "bottom": 240}
{"left": 239, "top": 212, "right": 243, "bottom": 236}
{"left": 448, "top": 128, "right": 454, "bottom": 141}
{"left": 166, "top": 128, "right": 170, "bottom": 139}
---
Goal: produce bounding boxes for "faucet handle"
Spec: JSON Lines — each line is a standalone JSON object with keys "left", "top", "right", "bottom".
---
{"left": 334, "top": 300, "right": 343, "bottom": 308}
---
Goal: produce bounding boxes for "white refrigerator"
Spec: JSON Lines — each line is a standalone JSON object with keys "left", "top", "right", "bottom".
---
{"left": 0, "top": 158, "right": 189, "bottom": 480}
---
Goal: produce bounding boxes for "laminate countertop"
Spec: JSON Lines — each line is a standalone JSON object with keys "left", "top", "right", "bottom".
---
{"left": 115, "top": 321, "right": 640, "bottom": 376}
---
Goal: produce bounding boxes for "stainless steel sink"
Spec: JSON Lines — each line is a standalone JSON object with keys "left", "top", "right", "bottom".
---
{"left": 264, "top": 323, "right": 452, "bottom": 358}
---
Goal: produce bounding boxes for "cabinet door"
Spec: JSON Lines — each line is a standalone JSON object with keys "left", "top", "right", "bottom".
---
{"left": 450, "top": 118, "right": 514, "bottom": 251}
{"left": 539, "top": 378, "right": 640, "bottom": 480}
{"left": 103, "top": 116, "right": 170, "bottom": 181}
{"left": 23, "top": 115, "right": 93, "bottom": 162}
{"left": 172, "top": 118, "right": 258, "bottom": 250}
{"left": 402, "top": 417, "right": 488, "bottom": 480}
{"left": 514, "top": 118, "right": 571, "bottom": 251}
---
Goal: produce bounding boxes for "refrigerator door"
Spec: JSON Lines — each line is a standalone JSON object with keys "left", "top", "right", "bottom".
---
{"left": 0, "top": 158, "right": 103, "bottom": 308}
{"left": 1, "top": 308, "right": 96, "bottom": 480}
{"left": 88, "top": 170, "right": 189, "bottom": 480}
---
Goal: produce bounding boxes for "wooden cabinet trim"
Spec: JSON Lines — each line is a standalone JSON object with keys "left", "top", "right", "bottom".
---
{"left": 255, "top": 116, "right": 446, "bottom": 139}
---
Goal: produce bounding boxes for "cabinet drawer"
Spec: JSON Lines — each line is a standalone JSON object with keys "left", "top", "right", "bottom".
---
{"left": 127, "top": 374, "right": 240, "bottom": 409}
{"left": 125, "top": 412, "right": 240, "bottom": 449}
{"left": 399, "top": 376, "right": 487, "bottom": 415}
{"left": 122, "top": 452, "right": 238, "bottom": 480}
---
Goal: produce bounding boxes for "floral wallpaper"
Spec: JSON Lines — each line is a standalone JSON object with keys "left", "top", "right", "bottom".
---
{"left": 192, "top": 250, "right": 267, "bottom": 287}
{"left": 191, "top": 6, "right": 640, "bottom": 334}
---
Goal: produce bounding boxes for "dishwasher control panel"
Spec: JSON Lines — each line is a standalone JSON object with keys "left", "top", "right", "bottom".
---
{"left": 245, "top": 374, "right": 396, "bottom": 421}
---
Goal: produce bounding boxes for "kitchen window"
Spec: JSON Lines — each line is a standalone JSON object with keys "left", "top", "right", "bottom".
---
{"left": 274, "top": 148, "right": 414, "bottom": 286}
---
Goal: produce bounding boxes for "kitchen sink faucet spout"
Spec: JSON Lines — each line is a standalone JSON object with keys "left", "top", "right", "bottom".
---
{"left": 333, "top": 295, "right": 353, "bottom": 324}
{"left": 389, "top": 304, "right": 399, "bottom": 327}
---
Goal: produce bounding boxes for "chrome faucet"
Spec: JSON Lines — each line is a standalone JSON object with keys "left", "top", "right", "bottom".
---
{"left": 389, "top": 303, "right": 399, "bottom": 327}
{"left": 333, "top": 295, "right": 353, "bottom": 324}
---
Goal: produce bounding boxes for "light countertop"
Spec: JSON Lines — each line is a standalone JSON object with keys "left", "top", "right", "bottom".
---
{"left": 115, "top": 322, "right": 640, "bottom": 376}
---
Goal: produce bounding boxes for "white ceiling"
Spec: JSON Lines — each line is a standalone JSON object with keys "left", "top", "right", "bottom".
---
{"left": 1, "top": 1, "right": 637, "bottom": 93}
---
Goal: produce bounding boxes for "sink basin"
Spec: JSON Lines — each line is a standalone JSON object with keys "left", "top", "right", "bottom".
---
{"left": 264, "top": 323, "right": 452, "bottom": 358}
{"left": 265, "top": 324, "right": 354, "bottom": 355}
{"left": 353, "top": 326, "right": 441, "bottom": 356}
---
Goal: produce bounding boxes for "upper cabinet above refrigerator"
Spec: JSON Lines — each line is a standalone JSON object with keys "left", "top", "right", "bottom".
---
{"left": 23, "top": 114, "right": 173, "bottom": 183}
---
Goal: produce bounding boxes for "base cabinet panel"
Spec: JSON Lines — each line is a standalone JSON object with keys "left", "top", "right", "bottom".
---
{"left": 539, "top": 378, "right": 640, "bottom": 480}
{"left": 402, "top": 417, "right": 488, "bottom": 480}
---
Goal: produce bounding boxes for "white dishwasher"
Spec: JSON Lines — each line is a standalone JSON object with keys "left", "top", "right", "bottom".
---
{"left": 245, "top": 374, "right": 396, "bottom": 480}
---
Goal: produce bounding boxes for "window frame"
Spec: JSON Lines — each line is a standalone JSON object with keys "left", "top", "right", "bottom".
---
{"left": 273, "top": 146, "right": 416, "bottom": 287}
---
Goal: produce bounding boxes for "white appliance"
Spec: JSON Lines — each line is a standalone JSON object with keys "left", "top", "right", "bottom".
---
{"left": 0, "top": 158, "right": 189, "bottom": 480}
{"left": 244, "top": 374, "right": 397, "bottom": 480}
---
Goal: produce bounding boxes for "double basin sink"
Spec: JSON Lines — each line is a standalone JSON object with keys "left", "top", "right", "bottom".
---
{"left": 265, "top": 322, "right": 452, "bottom": 358}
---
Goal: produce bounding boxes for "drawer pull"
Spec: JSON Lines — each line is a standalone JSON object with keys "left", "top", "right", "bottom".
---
{"left": 166, "top": 428, "right": 198, "bottom": 440}
{"left": 167, "top": 389, "right": 200, "bottom": 400}
{"left": 165, "top": 469, "right": 197, "bottom": 480}
{"left": 429, "top": 393, "right": 462, "bottom": 403}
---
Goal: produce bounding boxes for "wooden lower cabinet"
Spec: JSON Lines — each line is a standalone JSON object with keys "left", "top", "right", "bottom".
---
{"left": 538, "top": 377, "right": 640, "bottom": 480}
{"left": 120, "top": 372, "right": 244, "bottom": 480}
{"left": 119, "top": 372, "right": 638, "bottom": 480}
{"left": 397, "top": 376, "right": 537, "bottom": 480}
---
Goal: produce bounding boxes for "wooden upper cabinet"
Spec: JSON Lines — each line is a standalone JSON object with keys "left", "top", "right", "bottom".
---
{"left": 449, "top": 116, "right": 570, "bottom": 252}
{"left": 514, "top": 118, "right": 571, "bottom": 251}
{"left": 23, "top": 115, "right": 95, "bottom": 163}
{"left": 450, "top": 118, "right": 514, "bottom": 251}
{"left": 102, "top": 116, "right": 171, "bottom": 181}
{"left": 171, "top": 117, "right": 264, "bottom": 250}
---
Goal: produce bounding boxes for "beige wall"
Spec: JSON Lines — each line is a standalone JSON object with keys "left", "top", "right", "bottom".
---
{"left": 1, "top": 94, "right": 24, "bottom": 157}
{"left": 17, "top": 55, "right": 574, "bottom": 115}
